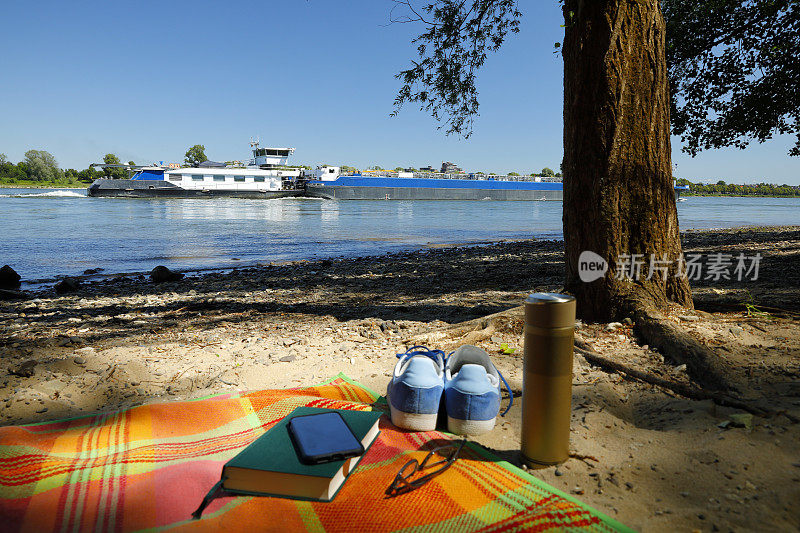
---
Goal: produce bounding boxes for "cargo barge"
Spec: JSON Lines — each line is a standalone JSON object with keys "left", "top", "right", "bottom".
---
{"left": 88, "top": 147, "right": 687, "bottom": 202}
{"left": 304, "top": 167, "right": 564, "bottom": 201}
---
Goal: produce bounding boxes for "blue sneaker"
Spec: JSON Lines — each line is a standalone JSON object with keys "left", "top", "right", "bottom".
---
{"left": 387, "top": 346, "right": 446, "bottom": 431}
{"left": 444, "top": 345, "right": 511, "bottom": 435}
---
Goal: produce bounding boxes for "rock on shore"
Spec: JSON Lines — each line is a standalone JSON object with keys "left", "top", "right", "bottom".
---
{"left": 150, "top": 265, "right": 184, "bottom": 283}
{"left": 0, "top": 265, "right": 21, "bottom": 289}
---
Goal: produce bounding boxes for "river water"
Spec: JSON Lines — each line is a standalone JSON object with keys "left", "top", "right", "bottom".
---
{"left": 0, "top": 188, "right": 797, "bottom": 283}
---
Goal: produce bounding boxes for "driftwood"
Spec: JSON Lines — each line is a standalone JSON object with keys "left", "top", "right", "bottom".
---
{"left": 403, "top": 305, "right": 524, "bottom": 347}
{"left": 432, "top": 305, "right": 524, "bottom": 335}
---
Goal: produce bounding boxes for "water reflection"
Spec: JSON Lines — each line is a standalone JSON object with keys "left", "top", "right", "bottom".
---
{"left": 319, "top": 200, "right": 341, "bottom": 225}
{"left": 162, "top": 198, "right": 300, "bottom": 222}
{"left": 395, "top": 202, "right": 414, "bottom": 221}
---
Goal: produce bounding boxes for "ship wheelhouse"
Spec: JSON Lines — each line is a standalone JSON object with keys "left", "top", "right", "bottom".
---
{"left": 251, "top": 145, "right": 295, "bottom": 168}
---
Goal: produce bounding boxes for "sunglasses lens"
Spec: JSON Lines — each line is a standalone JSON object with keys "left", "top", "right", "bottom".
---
{"left": 398, "top": 459, "right": 419, "bottom": 479}
{"left": 438, "top": 446, "right": 457, "bottom": 460}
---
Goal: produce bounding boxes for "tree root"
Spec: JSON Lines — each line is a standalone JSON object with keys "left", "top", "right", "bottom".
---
{"left": 568, "top": 452, "right": 600, "bottom": 467}
{"left": 629, "top": 305, "right": 733, "bottom": 392}
{"left": 572, "top": 339, "right": 787, "bottom": 420}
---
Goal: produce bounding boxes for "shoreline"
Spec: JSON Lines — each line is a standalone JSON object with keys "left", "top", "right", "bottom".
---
{"left": 11, "top": 224, "right": 800, "bottom": 293}
{"left": 17, "top": 238, "right": 533, "bottom": 289}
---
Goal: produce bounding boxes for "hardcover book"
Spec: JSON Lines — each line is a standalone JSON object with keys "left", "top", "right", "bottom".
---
{"left": 221, "top": 406, "right": 382, "bottom": 502}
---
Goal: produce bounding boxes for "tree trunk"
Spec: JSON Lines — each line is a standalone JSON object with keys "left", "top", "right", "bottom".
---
{"left": 562, "top": 0, "right": 692, "bottom": 322}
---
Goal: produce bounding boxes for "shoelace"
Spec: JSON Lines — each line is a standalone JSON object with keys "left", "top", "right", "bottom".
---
{"left": 399, "top": 346, "right": 513, "bottom": 417}
{"left": 396, "top": 345, "right": 447, "bottom": 366}
{"left": 497, "top": 368, "right": 513, "bottom": 417}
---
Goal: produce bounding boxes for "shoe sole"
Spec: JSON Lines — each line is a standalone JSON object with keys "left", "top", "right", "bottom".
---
{"left": 447, "top": 415, "right": 496, "bottom": 435}
{"left": 387, "top": 397, "right": 439, "bottom": 431}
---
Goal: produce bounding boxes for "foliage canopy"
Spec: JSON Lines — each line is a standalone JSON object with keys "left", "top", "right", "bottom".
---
{"left": 664, "top": 0, "right": 800, "bottom": 156}
{"left": 392, "top": 0, "right": 800, "bottom": 157}
{"left": 391, "top": 0, "right": 521, "bottom": 137}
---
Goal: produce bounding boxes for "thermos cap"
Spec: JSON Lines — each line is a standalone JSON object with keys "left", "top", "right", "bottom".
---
{"left": 525, "top": 292, "right": 575, "bottom": 305}
{"left": 524, "top": 293, "right": 576, "bottom": 328}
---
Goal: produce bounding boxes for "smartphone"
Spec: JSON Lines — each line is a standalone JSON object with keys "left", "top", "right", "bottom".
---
{"left": 287, "top": 412, "right": 364, "bottom": 465}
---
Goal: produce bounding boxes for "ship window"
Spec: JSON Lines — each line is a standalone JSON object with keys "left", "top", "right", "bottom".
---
{"left": 192, "top": 175, "right": 204, "bottom": 181}
{"left": 168, "top": 175, "right": 181, "bottom": 182}
{"left": 254, "top": 176, "right": 265, "bottom": 182}
{"left": 234, "top": 176, "right": 245, "bottom": 182}
{"left": 255, "top": 148, "right": 291, "bottom": 158}
{"left": 213, "top": 176, "right": 225, "bottom": 182}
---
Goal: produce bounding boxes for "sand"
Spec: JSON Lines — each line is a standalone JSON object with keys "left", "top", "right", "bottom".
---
{"left": 1, "top": 226, "right": 799, "bottom": 532}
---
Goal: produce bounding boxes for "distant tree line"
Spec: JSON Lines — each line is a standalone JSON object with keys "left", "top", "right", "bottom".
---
{"left": 0, "top": 150, "right": 134, "bottom": 186}
{"left": 676, "top": 178, "right": 800, "bottom": 197}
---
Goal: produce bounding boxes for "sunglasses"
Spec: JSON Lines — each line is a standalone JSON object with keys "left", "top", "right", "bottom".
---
{"left": 386, "top": 439, "right": 467, "bottom": 497}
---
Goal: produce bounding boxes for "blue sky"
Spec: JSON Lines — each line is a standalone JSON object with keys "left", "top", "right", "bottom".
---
{"left": 1, "top": 0, "right": 798, "bottom": 184}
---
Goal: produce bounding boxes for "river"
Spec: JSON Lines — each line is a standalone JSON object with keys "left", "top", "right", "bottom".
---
{"left": 1, "top": 188, "right": 797, "bottom": 283}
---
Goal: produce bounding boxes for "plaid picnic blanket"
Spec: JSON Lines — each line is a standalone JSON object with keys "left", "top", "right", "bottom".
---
{"left": 0, "top": 374, "right": 631, "bottom": 532}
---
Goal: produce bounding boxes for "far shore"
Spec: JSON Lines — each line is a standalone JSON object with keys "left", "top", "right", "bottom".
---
{"left": 2, "top": 182, "right": 800, "bottom": 198}
{"left": 0, "top": 183, "right": 87, "bottom": 190}
{"left": 683, "top": 193, "right": 800, "bottom": 198}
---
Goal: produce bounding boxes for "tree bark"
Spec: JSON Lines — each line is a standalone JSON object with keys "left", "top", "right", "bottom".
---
{"left": 562, "top": 0, "right": 692, "bottom": 321}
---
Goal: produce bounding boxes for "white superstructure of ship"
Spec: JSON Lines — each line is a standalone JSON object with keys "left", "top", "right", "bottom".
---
{"left": 88, "top": 141, "right": 305, "bottom": 198}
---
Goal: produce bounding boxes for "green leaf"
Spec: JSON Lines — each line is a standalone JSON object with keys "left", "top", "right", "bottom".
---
{"left": 728, "top": 413, "right": 753, "bottom": 431}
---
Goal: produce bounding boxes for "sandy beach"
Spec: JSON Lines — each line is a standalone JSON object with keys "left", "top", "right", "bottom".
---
{"left": 1, "top": 226, "right": 798, "bottom": 532}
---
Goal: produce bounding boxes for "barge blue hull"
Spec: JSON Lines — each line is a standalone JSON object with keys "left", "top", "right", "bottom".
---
{"left": 305, "top": 175, "right": 563, "bottom": 201}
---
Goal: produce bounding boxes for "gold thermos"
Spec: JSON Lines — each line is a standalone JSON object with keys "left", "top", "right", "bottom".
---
{"left": 521, "top": 292, "right": 576, "bottom": 467}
